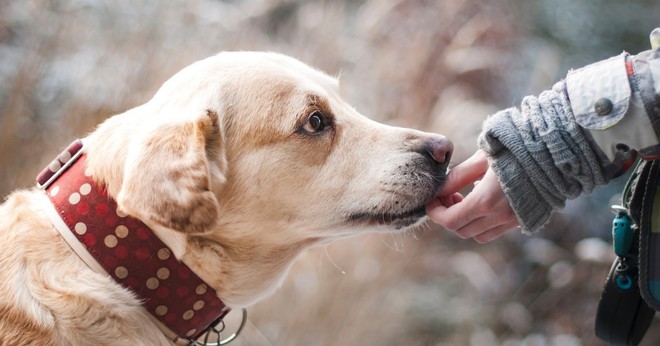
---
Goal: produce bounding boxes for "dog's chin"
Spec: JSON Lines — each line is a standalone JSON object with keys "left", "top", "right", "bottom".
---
{"left": 347, "top": 205, "right": 428, "bottom": 230}
{"left": 346, "top": 171, "right": 447, "bottom": 231}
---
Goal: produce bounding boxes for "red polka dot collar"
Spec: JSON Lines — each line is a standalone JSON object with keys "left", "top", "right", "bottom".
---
{"left": 37, "top": 140, "right": 231, "bottom": 342}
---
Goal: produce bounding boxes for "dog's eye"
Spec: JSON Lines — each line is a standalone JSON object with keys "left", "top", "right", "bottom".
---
{"left": 302, "top": 112, "right": 326, "bottom": 134}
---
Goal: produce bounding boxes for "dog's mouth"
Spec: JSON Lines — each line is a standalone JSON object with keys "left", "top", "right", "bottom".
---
{"left": 345, "top": 161, "right": 449, "bottom": 230}
{"left": 347, "top": 204, "right": 428, "bottom": 230}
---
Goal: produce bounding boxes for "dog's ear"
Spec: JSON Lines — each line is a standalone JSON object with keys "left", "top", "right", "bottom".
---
{"left": 117, "top": 110, "right": 226, "bottom": 234}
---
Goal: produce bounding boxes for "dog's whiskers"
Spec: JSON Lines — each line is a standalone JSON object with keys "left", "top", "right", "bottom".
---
{"left": 323, "top": 245, "right": 346, "bottom": 275}
{"left": 377, "top": 232, "right": 404, "bottom": 253}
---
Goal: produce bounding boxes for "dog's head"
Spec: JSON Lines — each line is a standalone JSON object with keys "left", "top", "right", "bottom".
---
{"left": 85, "top": 52, "right": 452, "bottom": 304}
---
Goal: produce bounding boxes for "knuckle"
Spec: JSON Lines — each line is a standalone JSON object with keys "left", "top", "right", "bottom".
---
{"left": 455, "top": 230, "right": 469, "bottom": 239}
{"left": 429, "top": 212, "right": 449, "bottom": 229}
{"left": 474, "top": 236, "right": 489, "bottom": 244}
{"left": 474, "top": 232, "right": 494, "bottom": 243}
{"left": 443, "top": 218, "right": 461, "bottom": 232}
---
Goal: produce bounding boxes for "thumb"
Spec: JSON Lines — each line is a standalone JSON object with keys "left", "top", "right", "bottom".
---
{"left": 439, "top": 150, "right": 489, "bottom": 195}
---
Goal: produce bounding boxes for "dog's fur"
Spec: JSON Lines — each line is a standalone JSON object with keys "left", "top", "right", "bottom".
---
{"left": 0, "top": 52, "right": 451, "bottom": 345}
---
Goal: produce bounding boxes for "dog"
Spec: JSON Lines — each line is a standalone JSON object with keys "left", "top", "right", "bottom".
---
{"left": 0, "top": 52, "right": 452, "bottom": 345}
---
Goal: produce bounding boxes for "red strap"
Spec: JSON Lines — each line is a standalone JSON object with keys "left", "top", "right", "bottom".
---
{"left": 43, "top": 144, "right": 229, "bottom": 340}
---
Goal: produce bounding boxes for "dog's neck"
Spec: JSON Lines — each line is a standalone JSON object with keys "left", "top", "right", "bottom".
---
{"left": 140, "top": 214, "right": 319, "bottom": 307}
{"left": 183, "top": 230, "right": 319, "bottom": 307}
{"left": 85, "top": 126, "right": 321, "bottom": 308}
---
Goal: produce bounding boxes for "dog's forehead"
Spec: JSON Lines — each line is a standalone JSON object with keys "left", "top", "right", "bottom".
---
{"left": 227, "top": 53, "right": 341, "bottom": 108}
{"left": 207, "top": 52, "right": 339, "bottom": 100}
{"left": 202, "top": 52, "right": 345, "bottom": 146}
{"left": 234, "top": 52, "right": 337, "bottom": 87}
{"left": 152, "top": 52, "right": 340, "bottom": 113}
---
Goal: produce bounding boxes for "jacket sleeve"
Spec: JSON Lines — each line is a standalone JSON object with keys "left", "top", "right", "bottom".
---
{"left": 478, "top": 30, "right": 660, "bottom": 234}
{"left": 566, "top": 50, "right": 660, "bottom": 174}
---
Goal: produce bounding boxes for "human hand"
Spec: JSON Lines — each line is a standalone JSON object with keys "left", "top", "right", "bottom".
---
{"left": 426, "top": 150, "right": 520, "bottom": 243}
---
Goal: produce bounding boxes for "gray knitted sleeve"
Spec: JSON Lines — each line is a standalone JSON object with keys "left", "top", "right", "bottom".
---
{"left": 478, "top": 81, "right": 608, "bottom": 233}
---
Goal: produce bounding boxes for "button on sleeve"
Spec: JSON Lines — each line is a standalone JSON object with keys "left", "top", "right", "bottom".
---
{"left": 566, "top": 53, "right": 631, "bottom": 130}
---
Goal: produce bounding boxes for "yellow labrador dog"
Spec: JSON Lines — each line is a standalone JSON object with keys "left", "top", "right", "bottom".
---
{"left": 0, "top": 52, "right": 452, "bottom": 345}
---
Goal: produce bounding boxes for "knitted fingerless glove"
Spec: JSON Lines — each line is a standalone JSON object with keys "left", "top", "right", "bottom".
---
{"left": 478, "top": 81, "right": 608, "bottom": 233}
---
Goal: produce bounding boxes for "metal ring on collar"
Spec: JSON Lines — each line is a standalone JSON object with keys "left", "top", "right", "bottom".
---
{"left": 188, "top": 308, "right": 248, "bottom": 346}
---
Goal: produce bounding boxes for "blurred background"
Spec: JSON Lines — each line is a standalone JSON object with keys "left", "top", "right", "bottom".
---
{"left": 1, "top": 0, "right": 659, "bottom": 345}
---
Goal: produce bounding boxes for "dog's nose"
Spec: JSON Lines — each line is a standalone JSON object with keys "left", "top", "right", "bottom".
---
{"left": 426, "top": 137, "right": 453, "bottom": 164}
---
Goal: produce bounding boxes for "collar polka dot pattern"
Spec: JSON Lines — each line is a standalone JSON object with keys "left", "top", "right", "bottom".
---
{"left": 46, "top": 151, "right": 229, "bottom": 340}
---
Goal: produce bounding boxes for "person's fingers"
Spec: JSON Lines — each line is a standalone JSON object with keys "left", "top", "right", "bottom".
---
{"left": 439, "top": 193, "right": 464, "bottom": 208}
{"left": 472, "top": 222, "right": 519, "bottom": 244}
{"left": 454, "top": 215, "right": 508, "bottom": 239}
{"left": 426, "top": 194, "right": 481, "bottom": 231}
{"left": 439, "top": 150, "right": 489, "bottom": 195}
{"left": 439, "top": 195, "right": 453, "bottom": 208}
{"left": 426, "top": 193, "right": 464, "bottom": 214}
{"left": 427, "top": 195, "right": 444, "bottom": 211}
{"left": 451, "top": 193, "right": 464, "bottom": 205}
